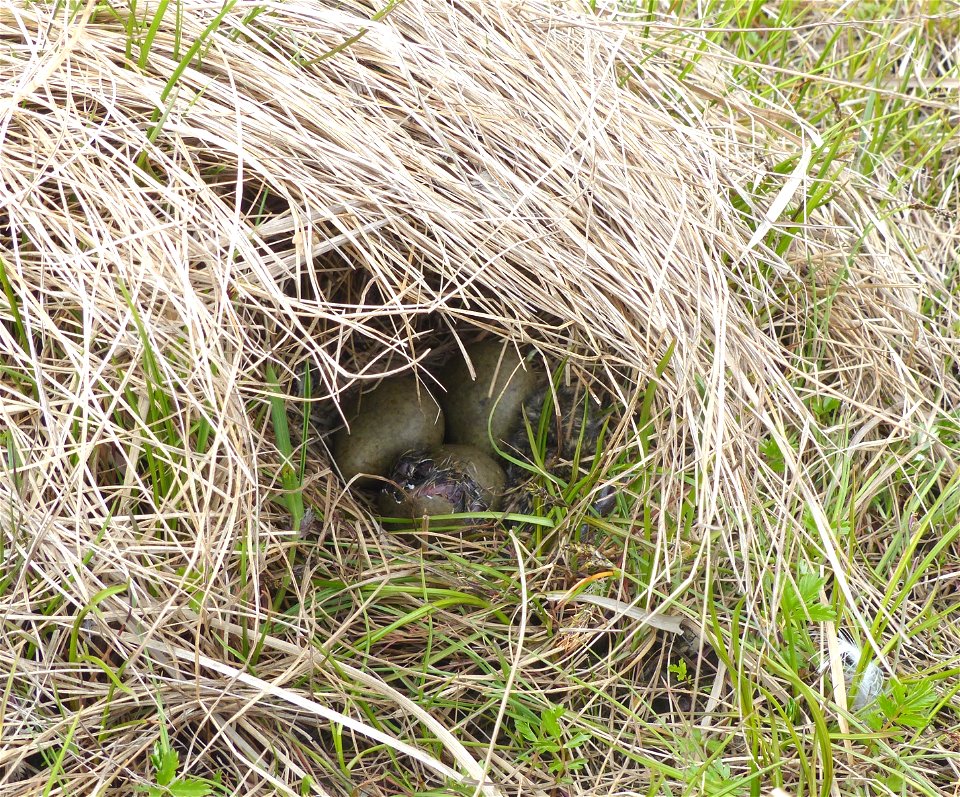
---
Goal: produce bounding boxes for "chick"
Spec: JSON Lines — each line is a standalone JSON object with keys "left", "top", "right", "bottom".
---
{"left": 378, "top": 444, "right": 506, "bottom": 519}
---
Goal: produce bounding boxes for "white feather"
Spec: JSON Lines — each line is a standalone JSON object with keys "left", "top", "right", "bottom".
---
{"left": 821, "top": 635, "right": 885, "bottom": 710}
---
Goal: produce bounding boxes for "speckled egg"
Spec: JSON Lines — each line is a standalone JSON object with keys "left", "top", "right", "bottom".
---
{"left": 438, "top": 340, "right": 540, "bottom": 456}
{"left": 331, "top": 375, "right": 444, "bottom": 485}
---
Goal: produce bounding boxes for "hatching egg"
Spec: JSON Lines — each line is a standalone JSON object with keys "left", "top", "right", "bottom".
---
{"left": 377, "top": 444, "right": 507, "bottom": 518}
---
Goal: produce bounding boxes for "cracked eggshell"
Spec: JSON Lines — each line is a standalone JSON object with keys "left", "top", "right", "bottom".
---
{"left": 378, "top": 444, "right": 507, "bottom": 518}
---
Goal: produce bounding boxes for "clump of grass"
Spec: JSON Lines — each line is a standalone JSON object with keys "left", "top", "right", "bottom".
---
{"left": 0, "top": 0, "right": 959, "bottom": 795}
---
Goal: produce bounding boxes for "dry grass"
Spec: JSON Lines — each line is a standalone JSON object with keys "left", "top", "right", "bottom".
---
{"left": 1, "top": 0, "right": 959, "bottom": 794}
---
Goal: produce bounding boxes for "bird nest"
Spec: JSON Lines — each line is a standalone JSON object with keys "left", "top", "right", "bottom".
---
{"left": 0, "top": 0, "right": 957, "bottom": 794}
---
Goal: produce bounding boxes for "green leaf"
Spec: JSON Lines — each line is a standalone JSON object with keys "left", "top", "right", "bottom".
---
{"left": 169, "top": 780, "right": 214, "bottom": 797}
{"left": 879, "top": 679, "right": 937, "bottom": 730}
{"left": 515, "top": 720, "right": 537, "bottom": 742}
{"left": 155, "top": 747, "right": 179, "bottom": 787}
{"left": 565, "top": 757, "right": 587, "bottom": 773}
{"left": 541, "top": 737, "right": 564, "bottom": 751}
{"left": 759, "top": 436, "right": 787, "bottom": 474}
{"left": 541, "top": 705, "right": 563, "bottom": 738}
{"left": 782, "top": 572, "right": 835, "bottom": 623}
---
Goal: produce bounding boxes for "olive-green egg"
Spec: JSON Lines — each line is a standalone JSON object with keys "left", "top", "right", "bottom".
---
{"left": 331, "top": 375, "right": 444, "bottom": 485}
{"left": 438, "top": 340, "right": 540, "bottom": 456}
{"left": 377, "top": 444, "right": 507, "bottom": 519}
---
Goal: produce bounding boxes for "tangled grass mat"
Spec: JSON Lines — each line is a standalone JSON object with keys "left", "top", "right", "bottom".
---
{"left": 1, "top": 0, "right": 959, "bottom": 794}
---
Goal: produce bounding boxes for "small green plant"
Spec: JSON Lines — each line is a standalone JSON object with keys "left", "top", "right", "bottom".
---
{"left": 692, "top": 758, "right": 745, "bottom": 797}
{"left": 513, "top": 703, "right": 591, "bottom": 780}
{"left": 758, "top": 433, "right": 798, "bottom": 475}
{"left": 806, "top": 394, "right": 842, "bottom": 424}
{"left": 777, "top": 564, "right": 836, "bottom": 673}
{"left": 140, "top": 708, "right": 220, "bottom": 797}
{"left": 668, "top": 659, "right": 688, "bottom": 682}
{"left": 864, "top": 676, "right": 939, "bottom": 732}
{"left": 678, "top": 734, "right": 750, "bottom": 797}
{"left": 265, "top": 363, "right": 306, "bottom": 529}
